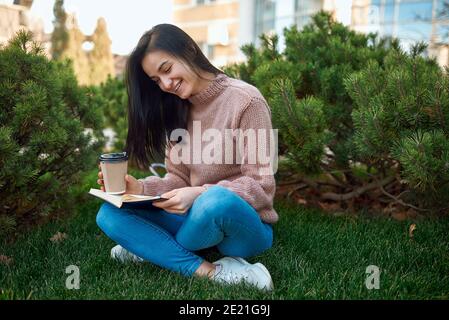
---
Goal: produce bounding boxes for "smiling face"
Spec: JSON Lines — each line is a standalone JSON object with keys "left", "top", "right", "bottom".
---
{"left": 142, "top": 50, "right": 210, "bottom": 99}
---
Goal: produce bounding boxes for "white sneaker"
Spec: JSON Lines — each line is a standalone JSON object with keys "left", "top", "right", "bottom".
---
{"left": 110, "top": 245, "right": 144, "bottom": 263}
{"left": 212, "top": 257, "right": 274, "bottom": 291}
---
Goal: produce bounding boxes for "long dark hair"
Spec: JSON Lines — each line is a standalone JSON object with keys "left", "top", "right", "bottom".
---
{"left": 124, "top": 24, "right": 223, "bottom": 169}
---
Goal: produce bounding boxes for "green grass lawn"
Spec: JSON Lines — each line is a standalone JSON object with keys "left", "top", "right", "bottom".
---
{"left": 1, "top": 171, "right": 449, "bottom": 299}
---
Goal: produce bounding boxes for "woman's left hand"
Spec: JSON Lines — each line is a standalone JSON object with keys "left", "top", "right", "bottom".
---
{"left": 152, "top": 186, "right": 206, "bottom": 214}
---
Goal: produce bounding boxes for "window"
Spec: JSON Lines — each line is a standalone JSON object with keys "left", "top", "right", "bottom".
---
{"left": 208, "top": 44, "right": 215, "bottom": 59}
{"left": 383, "top": 2, "right": 395, "bottom": 24}
{"left": 196, "top": 0, "right": 216, "bottom": 5}
{"left": 254, "top": 0, "right": 276, "bottom": 43}
{"left": 399, "top": 1, "right": 433, "bottom": 23}
{"left": 197, "top": 42, "right": 215, "bottom": 59}
{"left": 438, "top": 0, "right": 449, "bottom": 18}
{"left": 294, "top": 0, "right": 322, "bottom": 15}
{"left": 294, "top": 0, "right": 323, "bottom": 30}
{"left": 397, "top": 22, "right": 432, "bottom": 41}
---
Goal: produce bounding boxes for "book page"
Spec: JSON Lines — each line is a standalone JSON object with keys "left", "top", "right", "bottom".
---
{"left": 89, "top": 188, "right": 166, "bottom": 207}
{"left": 121, "top": 194, "right": 163, "bottom": 202}
{"left": 89, "top": 188, "right": 123, "bottom": 207}
{"left": 123, "top": 194, "right": 155, "bottom": 199}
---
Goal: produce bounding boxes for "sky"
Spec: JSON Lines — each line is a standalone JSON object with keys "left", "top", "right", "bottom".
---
{"left": 0, "top": 0, "right": 173, "bottom": 55}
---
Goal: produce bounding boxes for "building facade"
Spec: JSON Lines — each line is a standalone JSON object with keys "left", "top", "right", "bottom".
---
{"left": 174, "top": 0, "right": 448, "bottom": 67}
{"left": 251, "top": 0, "right": 448, "bottom": 66}
{"left": 352, "top": 0, "right": 448, "bottom": 66}
{"left": 172, "top": 0, "right": 348, "bottom": 65}
{"left": 173, "top": 0, "right": 241, "bottom": 67}
{"left": 254, "top": 0, "right": 328, "bottom": 42}
{"left": 252, "top": 0, "right": 336, "bottom": 50}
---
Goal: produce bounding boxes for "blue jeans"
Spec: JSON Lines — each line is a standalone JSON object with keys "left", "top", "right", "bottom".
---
{"left": 96, "top": 185, "right": 273, "bottom": 277}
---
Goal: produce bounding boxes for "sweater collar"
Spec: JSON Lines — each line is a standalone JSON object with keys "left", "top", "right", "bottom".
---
{"left": 188, "top": 73, "right": 228, "bottom": 106}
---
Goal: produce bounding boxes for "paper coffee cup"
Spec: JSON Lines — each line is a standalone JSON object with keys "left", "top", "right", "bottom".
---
{"left": 99, "top": 152, "right": 128, "bottom": 195}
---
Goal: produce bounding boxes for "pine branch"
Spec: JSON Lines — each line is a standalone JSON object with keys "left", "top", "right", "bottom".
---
{"left": 38, "top": 148, "right": 76, "bottom": 177}
{"left": 435, "top": 82, "right": 446, "bottom": 132}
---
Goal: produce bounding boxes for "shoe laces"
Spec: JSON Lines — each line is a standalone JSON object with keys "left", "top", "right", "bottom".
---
{"left": 215, "top": 264, "right": 252, "bottom": 284}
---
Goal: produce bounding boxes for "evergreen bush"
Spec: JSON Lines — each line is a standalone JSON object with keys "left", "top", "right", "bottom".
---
{"left": 0, "top": 31, "right": 105, "bottom": 238}
{"left": 346, "top": 43, "right": 449, "bottom": 210}
{"left": 225, "top": 11, "right": 449, "bottom": 213}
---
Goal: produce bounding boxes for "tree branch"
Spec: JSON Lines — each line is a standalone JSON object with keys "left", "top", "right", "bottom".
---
{"left": 379, "top": 185, "right": 429, "bottom": 212}
{"left": 287, "top": 183, "right": 308, "bottom": 198}
{"left": 321, "top": 176, "right": 395, "bottom": 201}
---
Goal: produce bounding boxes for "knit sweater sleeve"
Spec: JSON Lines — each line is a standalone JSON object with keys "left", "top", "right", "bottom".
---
{"left": 138, "top": 142, "right": 191, "bottom": 196}
{"left": 203, "top": 97, "right": 276, "bottom": 213}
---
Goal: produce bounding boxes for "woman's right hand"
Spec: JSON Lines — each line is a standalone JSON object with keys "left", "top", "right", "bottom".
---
{"left": 97, "top": 164, "right": 144, "bottom": 195}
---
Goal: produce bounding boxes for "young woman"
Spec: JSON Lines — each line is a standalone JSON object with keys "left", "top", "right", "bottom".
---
{"left": 96, "top": 24, "right": 278, "bottom": 291}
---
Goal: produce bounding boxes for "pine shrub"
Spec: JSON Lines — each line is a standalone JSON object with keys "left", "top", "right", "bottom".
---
{"left": 225, "top": 11, "right": 449, "bottom": 213}
{"left": 346, "top": 44, "right": 449, "bottom": 209}
{"left": 0, "top": 31, "right": 105, "bottom": 238}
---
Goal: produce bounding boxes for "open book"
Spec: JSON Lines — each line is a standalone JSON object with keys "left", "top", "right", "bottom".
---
{"left": 88, "top": 188, "right": 168, "bottom": 208}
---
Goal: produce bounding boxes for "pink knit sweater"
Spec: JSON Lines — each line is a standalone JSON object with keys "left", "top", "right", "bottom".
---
{"left": 139, "top": 73, "right": 279, "bottom": 224}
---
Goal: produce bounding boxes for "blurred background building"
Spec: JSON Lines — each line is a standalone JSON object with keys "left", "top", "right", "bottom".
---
{"left": 0, "top": 0, "right": 49, "bottom": 54}
{"left": 173, "top": 0, "right": 240, "bottom": 67}
{"left": 172, "top": 0, "right": 329, "bottom": 66}
{"left": 174, "top": 0, "right": 448, "bottom": 67}
{"left": 351, "top": 0, "right": 448, "bottom": 67}
{"left": 1, "top": 0, "right": 448, "bottom": 75}
{"left": 0, "top": 0, "right": 116, "bottom": 85}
